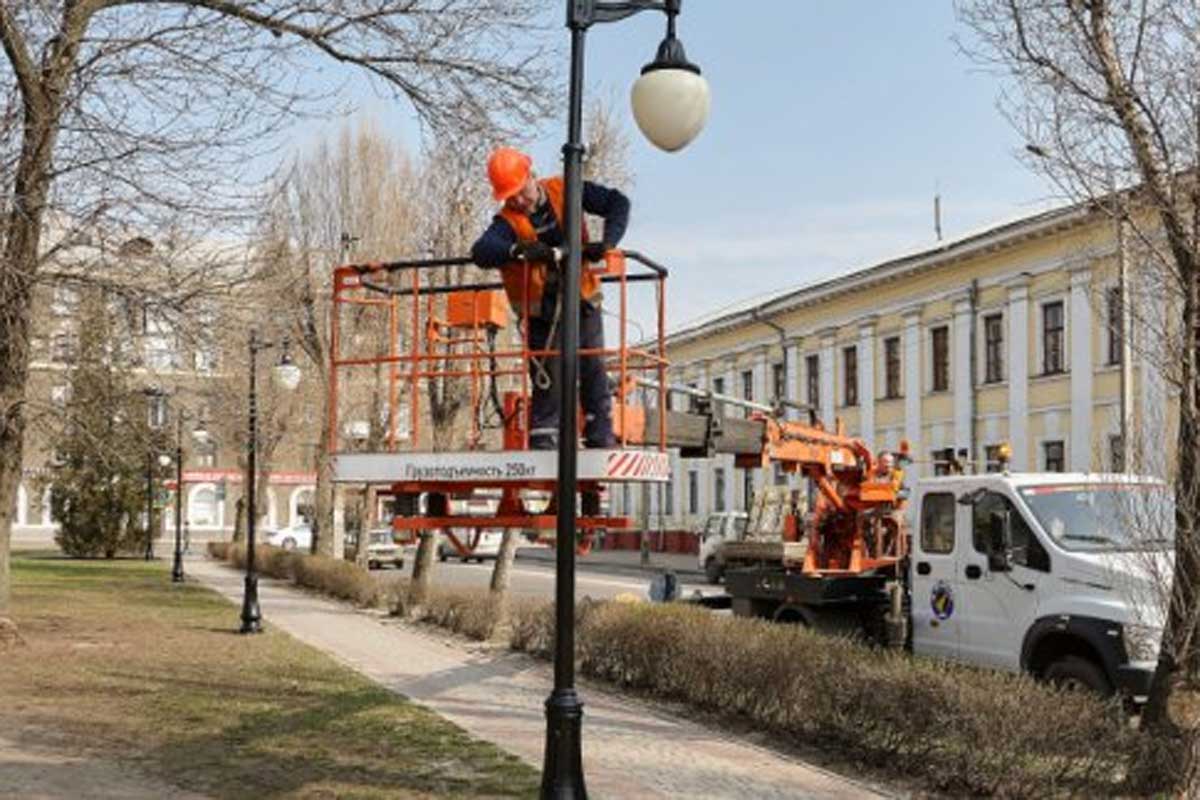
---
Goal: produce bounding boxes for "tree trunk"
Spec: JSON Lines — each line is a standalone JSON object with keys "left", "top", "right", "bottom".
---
{"left": 231, "top": 496, "right": 246, "bottom": 544}
{"left": 0, "top": 170, "right": 53, "bottom": 619}
{"left": 1144, "top": 266, "right": 1200, "bottom": 746}
{"left": 407, "top": 531, "right": 437, "bottom": 610}
{"left": 355, "top": 486, "right": 376, "bottom": 569}
{"left": 488, "top": 529, "right": 522, "bottom": 634}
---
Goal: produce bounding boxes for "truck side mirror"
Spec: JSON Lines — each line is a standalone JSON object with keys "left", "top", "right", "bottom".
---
{"left": 988, "top": 511, "right": 1013, "bottom": 572}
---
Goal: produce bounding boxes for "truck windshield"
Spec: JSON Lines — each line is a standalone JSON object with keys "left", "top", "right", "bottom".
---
{"left": 1018, "top": 483, "right": 1173, "bottom": 552}
{"left": 731, "top": 516, "right": 748, "bottom": 536}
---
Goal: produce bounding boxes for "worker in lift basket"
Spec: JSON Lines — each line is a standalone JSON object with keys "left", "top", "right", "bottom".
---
{"left": 471, "top": 146, "right": 631, "bottom": 451}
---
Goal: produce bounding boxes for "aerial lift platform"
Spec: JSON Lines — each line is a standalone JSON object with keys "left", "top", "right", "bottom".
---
{"left": 327, "top": 248, "right": 908, "bottom": 571}
{"left": 327, "top": 249, "right": 678, "bottom": 557}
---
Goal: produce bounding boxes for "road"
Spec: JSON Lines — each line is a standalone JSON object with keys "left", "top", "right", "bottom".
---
{"left": 381, "top": 546, "right": 715, "bottom": 602}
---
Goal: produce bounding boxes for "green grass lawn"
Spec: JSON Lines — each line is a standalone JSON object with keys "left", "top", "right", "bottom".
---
{"left": 1, "top": 552, "right": 539, "bottom": 799}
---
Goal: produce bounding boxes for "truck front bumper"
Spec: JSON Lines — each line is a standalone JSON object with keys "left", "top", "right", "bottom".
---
{"left": 1115, "top": 662, "right": 1156, "bottom": 700}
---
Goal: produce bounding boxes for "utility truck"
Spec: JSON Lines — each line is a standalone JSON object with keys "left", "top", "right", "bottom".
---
{"left": 718, "top": 453, "right": 1169, "bottom": 701}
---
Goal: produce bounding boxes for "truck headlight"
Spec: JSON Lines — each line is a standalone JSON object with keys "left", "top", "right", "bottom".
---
{"left": 1122, "top": 623, "right": 1162, "bottom": 662}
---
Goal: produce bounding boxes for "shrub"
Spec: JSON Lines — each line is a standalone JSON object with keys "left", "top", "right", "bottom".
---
{"left": 571, "top": 601, "right": 1150, "bottom": 798}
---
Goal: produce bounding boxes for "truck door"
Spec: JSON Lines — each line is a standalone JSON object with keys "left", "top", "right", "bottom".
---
{"left": 957, "top": 490, "right": 1045, "bottom": 670}
{"left": 911, "top": 489, "right": 961, "bottom": 660}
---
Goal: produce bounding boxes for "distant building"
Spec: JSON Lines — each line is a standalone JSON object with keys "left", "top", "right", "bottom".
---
{"left": 616, "top": 200, "right": 1170, "bottom": 532}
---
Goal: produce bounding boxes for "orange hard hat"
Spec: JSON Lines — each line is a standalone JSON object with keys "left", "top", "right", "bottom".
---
{"left": 487, "top": 147, "right": 532, "bottom": 201}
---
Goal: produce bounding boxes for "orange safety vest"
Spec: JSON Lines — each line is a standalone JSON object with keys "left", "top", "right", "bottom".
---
{"left": 497, "top": 176, "right": 601, "bottom": 316}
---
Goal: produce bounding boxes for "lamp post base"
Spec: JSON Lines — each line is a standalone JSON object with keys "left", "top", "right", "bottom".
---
{"left": 541, "top": 689, "right": 586, "bottom": 799}
{"left": 239, "top": 574, "right": 262, "bottom": 634}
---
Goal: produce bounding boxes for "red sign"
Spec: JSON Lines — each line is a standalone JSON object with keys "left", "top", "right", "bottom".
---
{"left": 175, "top": 469, "right": 317, "bottom": 486}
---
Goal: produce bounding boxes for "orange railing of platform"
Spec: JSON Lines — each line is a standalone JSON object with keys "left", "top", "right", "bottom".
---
{"left": 328, "top": 249, "right": 670, "bottom": 455}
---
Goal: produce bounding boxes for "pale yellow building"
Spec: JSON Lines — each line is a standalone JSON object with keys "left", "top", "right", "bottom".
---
{"left": 614, "top": 201, "right": 1174, "bottom": 530}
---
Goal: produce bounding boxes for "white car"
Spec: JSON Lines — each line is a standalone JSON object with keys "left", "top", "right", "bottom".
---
{"left": 266, "top": 522, "right": 313, "bottom": 551}
{"left": 438, "top": 529, "right": 505, "bottom": 563}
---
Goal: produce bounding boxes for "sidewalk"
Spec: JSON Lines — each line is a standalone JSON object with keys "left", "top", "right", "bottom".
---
{"left": 517, "top": 545, "right": 703, "bottom": 578}
{"left": 189, "top": 557, "right": 888, "bottom": 799}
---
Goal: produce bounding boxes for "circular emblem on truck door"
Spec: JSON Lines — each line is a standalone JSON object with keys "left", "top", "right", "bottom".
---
{"left": 931, "top": 580, "right": 955, "bottom": 620}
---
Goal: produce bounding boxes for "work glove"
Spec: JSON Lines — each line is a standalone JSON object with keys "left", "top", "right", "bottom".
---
{"left": 510, "top": 241, "right": 558, "bottom": 264}
{"left": 582, "top": 241, "right": 608, "bottom": 262}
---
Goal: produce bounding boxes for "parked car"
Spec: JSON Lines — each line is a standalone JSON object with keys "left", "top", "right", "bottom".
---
{"left": 696, "top": 511, "right": 749, "bottom": 584}
{"left": 342, "top": 528, "right": 406, "bottom": 570}
{"left": 438, "top": 528, "right": 504, "bottom": 563}
{"left": 266, "top": 522, "right": 313, "bottom": 551}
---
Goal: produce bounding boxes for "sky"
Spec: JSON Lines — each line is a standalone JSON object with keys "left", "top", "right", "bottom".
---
{"left": 269, "top": 2, "right": 1060, "bottom": 334}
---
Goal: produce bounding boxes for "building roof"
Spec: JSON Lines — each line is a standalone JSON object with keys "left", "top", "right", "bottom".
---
{"left": 664, "top": 197, "right": 1097, "bottom": 349}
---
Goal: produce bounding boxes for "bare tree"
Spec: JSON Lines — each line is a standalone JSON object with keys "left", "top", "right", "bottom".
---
{"left": 0, "top": 2, "right": 556, "bottom": 623}
{"left": 958, "top": 0, "right": 1200, "bottom": 779}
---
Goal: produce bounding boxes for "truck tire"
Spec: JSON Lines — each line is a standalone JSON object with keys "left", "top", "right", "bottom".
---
{"left": 704, "top": 557, "right": 723, "bottom": 585}
{"left": 1044, "top": 656, "right": 1113, "bottom": 696}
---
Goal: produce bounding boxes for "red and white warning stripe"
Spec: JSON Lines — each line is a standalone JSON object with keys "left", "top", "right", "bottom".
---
{"left": 605, "top": 450, "right": 669, "bottom": 479}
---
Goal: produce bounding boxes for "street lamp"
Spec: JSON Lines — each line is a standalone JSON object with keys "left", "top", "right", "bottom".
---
{"left": 240, "top": 328, "right": 301, "bottom": 634}
{"left": 171, "top": 409, "right": 209, "bottom": 583}
{"left": 547, "top": 2, "right": 708, "bottom": 796}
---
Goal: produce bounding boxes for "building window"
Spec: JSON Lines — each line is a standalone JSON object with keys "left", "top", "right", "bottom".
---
{"left": 664, "top": 479, "right": 674, "bottom": 515}
{"left": 984, "top": 444, "right": 1004, "bottom": 473}
{"left": 148, "top": 394, "right": 168, "bottom": 430}
{"left": 51, "top": 286, "right": 79, "bottom": 317}
{"left": 687, "top": 470, "right": 699, "bottom": 515}
{"left": 742, "top": 469, "right": 754, "bottom": 511}
{"left": 190, "top": 487, "right": 218, "bottom": 527}
{"left": 714, "top": 468, "right": 726, "bottom": 512}
{"left": 1106, "top": 287, "right": 1123, "bottom": 366}
{"left": 773, "top": 463, "right": 787, "bottom": 486}
{"left": 1042, "top": 301, "right": 1065, "bottom": 374}
{"left": 984, "top": 313, "right": 1004, "bottom": 384}
{"left": 931, "top": 326, "right": 949, "bottom": 392}
{"left": 884, "top": 336, "right": 901, "bottom": 399}
{"left": 713, "top": 376, "right": 725, "bottom": 416}
{"left": 772, "top": 362, "right": 785, "bottom": 403}
{"left": 741, "top": 369, "right": 754, "bottom": 419}
{"left": 195, "top": 439, "right": 217, "bottom": 468}
{"left": 1109, "top": 435, "right": 1125, "bottom": 473}
{"left": 842, "top": 346, "right": 858, "bottom": 406}
{"left": 806, "top": 354, "right": 820, "bottom": 409}
{"left": 50, "top": 331, "right": 77, "bottom": 364}
{"left": 1043, "top": 440, "right": 1065, "bottom": 472}
{"left": 931, "top": 447, "right": 956, "bottom": 476}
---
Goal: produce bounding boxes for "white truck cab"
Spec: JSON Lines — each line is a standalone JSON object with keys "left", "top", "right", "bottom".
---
{"left": 697, "top": 511, "right": 750, "bottom": 584}
{"left": 910, "top": 472, "right": 1169, "bottom": 699}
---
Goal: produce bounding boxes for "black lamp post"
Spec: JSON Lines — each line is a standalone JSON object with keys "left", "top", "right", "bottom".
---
{"left": 171, "top": 409, "right": 208, "bottom": 583}
{"left": 240, "top": 328, "right": 301, "bottom": 634}
{"left": 545, "top": 2, "right": 708, "bottom": 796}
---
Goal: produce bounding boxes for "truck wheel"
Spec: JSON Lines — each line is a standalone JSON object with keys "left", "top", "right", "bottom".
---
{"left": 1045, "top": 656, "right": 1113, "bottom": 696}
{"left": 368, "top": 559, "right": 380, "bottom": 570}
{"left": 704, "top": 557, "right": 723, "bottom": 585}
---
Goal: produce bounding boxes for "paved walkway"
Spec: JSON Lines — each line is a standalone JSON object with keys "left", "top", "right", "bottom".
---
{"left": 189, "top": 557, "right": 889, "bottom": 799}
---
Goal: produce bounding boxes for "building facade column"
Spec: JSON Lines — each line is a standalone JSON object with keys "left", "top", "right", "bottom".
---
{"left": 858, "top": 318, "right": 877, "bottom": 447}
{"left": 902, "top": 308, "right": 923, "bottom": 475}
{"left": 953, "top": 295, "right": 974, "bottom": 461}
{"left": 1069, "top": 266, "right": 1093, "bottom": 471}
{"left": 818, "top": 328, "right": 836, "bottom": 429}
{"left": 1007, "top": 275, "right": 1031, "bottom": 471}
{"left": 721, "top": 361, "right": 736, "bottom": 512}
{"left": 785, "top": 340, "right": 802, "bottom": 421}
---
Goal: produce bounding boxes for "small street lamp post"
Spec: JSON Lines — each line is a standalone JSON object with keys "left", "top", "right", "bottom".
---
{"left": 239, "top": 328, "right": 302, "bottom": 634}
{"left": 171, "top": 409, "right": 209, "bottom": 583}
{"left": 545, "top": 2, "right": 708, "bottom": 796}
